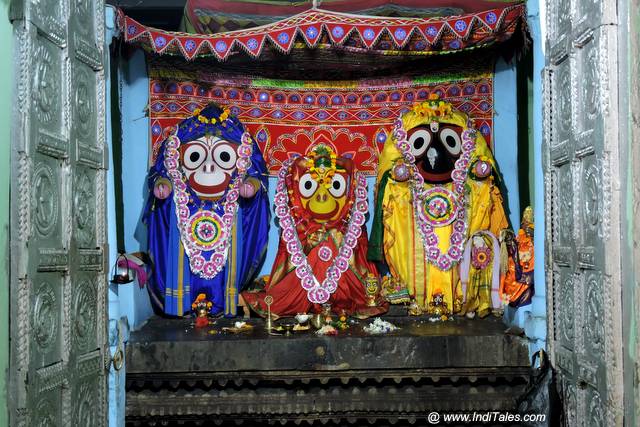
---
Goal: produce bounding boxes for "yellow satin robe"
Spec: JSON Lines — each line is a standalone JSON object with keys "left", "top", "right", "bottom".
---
{"left": 375, "top": 108, "right": 508, "bottom": 314}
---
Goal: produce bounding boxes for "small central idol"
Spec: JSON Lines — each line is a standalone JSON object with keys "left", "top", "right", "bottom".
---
{"left": 145, "top": 103, "right": 270, "bottom": 317}
{"left": 243, "top": 144, "right": 387, "bottom": 318}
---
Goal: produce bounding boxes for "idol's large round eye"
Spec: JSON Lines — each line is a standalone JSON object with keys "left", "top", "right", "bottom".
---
{"left": 328, "top": 174, "right": 347, "bottom": 198}
{"left": 182, "top": 144, "right": 207, "bottom": 170}
{"left": 440, "top": 128, "right": 462, "bottom": 155}
{"left": 408, "top": 129, "right": 431, "bottom": 157}
{"left": 299, "top": 173, "right": 318, "bottom": 198}
{"left": 212, "top": 143, "right": 237, "bottom": 170}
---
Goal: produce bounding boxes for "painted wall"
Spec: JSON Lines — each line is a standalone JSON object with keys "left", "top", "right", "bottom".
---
{"left": 494, "top": 57, "right": 520, "bottom": 231}
{"left": 502, "top": 0, "right": 547, "bottom": 355}
{"left": 117, "top": 48, "right": 154, "bottom": 331}
{"left": 105, "top": 8, "right": 122, "bottom": 427}
{"left": 0, "top": 0, "right": 11, "bottom": 424}
{"left": 493, "top": 48, "right": 548, "bottom": 358}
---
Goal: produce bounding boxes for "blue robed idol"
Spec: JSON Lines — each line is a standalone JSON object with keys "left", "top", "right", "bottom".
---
{"left": 144, "top": 104, "right": 269, "bottom": 317}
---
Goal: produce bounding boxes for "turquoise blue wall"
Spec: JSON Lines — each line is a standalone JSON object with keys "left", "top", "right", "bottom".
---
{"left": 523, "top": 0, "right": 546, "bottom": 355}
{"left": 494, "top": 49, "right": 548, "bottom": 358}
{"left": 494, "top": 57, "right": 521, "bottom": 231}
{"left": 105, "top": 7, "right": 131, "bottom": 427}
{"left": 105, "top": 7, "right": 123, "bottom": 427}
{"left": 499, "top": 0, "right": 546, "bottom": 355}
{"left": 117, "top": 48, "right": 154, "bottom": 330}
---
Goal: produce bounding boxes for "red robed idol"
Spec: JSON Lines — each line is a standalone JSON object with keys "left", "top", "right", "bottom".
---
{"left": 242, "top": 144, "right": 387, "bottom": 318}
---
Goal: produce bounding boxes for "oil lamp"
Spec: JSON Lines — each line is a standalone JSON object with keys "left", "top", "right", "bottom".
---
{"left": 110, "top": 253, "right": 134, "bottom": 284}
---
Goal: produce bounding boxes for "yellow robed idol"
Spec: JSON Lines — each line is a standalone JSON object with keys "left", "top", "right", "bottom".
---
{"left": 368, "top": 96, "right": 508, "bottom": 315}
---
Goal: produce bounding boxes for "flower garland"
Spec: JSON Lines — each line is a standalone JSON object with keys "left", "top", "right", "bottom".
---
{"left": 392, "top": 117, "right": 475, "bottom": 271}
{"left": 274, "top": 157, "right": 368, "bottom": 304}
{"left": 164, "top": 131, "right": 254, "bottom": 279}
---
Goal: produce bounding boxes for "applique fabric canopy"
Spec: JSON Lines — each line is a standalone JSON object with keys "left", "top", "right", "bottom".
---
{"left": 182, "top": 0, "right": 524, "bottom": 33}
{"left": 118, "top": 2, "right": 526, "bottom": 61}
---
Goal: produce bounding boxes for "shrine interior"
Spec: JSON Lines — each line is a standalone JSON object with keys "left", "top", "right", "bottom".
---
{"left": 104, "top": 0, "right": 543, "bottom": 424}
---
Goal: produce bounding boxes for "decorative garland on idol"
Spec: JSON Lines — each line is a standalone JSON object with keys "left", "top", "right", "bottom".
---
{"left": 274, "top": 157, "right": 369, "bottom": 304}
{"left": 164, "top": 130, "right": 254, "bottom": 279}
{"left": 392, "top": 116, "right": 475, "bottom": 271}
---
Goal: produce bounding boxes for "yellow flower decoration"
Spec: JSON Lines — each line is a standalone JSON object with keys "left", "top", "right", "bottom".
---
{"left": 193, "top": 107, "right": 232, "bottom": 125}
{"left": 410, "top": 95, "right": 453, "bottom": 121}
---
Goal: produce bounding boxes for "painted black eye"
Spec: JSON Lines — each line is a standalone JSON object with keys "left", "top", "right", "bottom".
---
{"left": 182, "top": 143, "right": 207, "bottom": 170}
{"left": 328, "top": 175, "right": 347, "bottom": 197}
{"left": 408, "top": 129, "right": 431, "bottom": 157}
{"left": 212, "top": 143, "right": 237, "bottom": 170}
{"left": 299, "top": 173, "right": 318, "bottom": 197}
{"left": 440, "top": 128, "right": 462, "bottom": 155}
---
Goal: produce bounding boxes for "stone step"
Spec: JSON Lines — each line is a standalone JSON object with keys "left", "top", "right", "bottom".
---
{"left": 126, "top": 315, "right": 532, "bottom": 425}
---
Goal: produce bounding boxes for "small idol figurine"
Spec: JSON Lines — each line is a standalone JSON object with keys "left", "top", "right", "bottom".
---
{"left": 460, "top": 230, "right": 501, "bottom": 318}
{"left": 192, "top": 293, "right": 213, "bottom": 328}
{"left": 243, "top": 144, "right": 388, "bottom": 318}
{"left": 499, "top": 207, "right": 534, "bottom": 307}
{"left": 144, "top": 103, "right": 270, "bottom": 317}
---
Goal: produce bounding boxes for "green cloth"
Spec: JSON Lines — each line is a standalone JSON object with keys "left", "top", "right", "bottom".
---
{"left": 367, "top": 170, "right": 391, "bottom": 262}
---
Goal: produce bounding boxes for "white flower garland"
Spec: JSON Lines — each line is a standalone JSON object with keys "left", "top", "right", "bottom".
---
{"left": 274, "top": 157, "right": 369, "bottom": 304}
{"left": 164, "top": 131, "right": 254, "bottom": 279}
{"left": 392, "top": 117, "right": 476, "bottom": 271}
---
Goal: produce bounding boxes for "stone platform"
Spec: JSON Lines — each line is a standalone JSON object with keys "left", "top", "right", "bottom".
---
{"left": 125, "top": 313, "right": 531, "bottom": 426}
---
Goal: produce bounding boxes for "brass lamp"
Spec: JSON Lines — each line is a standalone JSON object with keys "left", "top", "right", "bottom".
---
{"left": 110, "top": 253, "right": 134, "bottom": 284}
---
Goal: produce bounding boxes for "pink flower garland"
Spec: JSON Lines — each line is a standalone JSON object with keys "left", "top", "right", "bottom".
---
{"left": 164, "top": 132, "right": 254, "bottom": 279}
{"left": 392, "top": 118, "right": 475, "bottom": 271}
{"left": 274, "top": 158, "right": 369, "bottom": 304}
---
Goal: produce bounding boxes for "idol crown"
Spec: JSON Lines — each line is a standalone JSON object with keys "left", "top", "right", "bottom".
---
{"left": 306, "top": 144, "right": 338, "bottom": 188}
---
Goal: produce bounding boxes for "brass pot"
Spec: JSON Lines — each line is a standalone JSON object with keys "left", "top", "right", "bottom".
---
{"left": 311, "top": 313, "right": 324, "bottom": 329}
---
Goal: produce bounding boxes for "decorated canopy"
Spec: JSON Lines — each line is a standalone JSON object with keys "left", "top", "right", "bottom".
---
{"left": 116, "top": 1, "right": 527, "bottom": 173}
{"left": 183, "top": 0, "right": 525, "bottom": 34}
{"left": 117, "top": 1, "right": 526, "bottom": 61}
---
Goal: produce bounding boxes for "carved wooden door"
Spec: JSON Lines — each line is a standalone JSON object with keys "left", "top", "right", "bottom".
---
{"left": 9, "top": 0, "right": 108, "bottom": 424}
{"left": 543, "top": 0, "right": 624, "bottom": 425}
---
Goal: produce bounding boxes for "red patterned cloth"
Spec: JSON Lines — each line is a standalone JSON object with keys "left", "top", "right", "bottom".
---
{"left": 149, "top": 66, "right": 494, "bottom": 175}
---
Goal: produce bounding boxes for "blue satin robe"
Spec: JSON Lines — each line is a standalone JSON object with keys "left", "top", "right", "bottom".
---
{"left": 145, "top": 141, "right": 269, "bottom": 317}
